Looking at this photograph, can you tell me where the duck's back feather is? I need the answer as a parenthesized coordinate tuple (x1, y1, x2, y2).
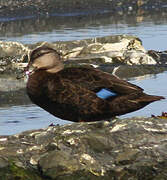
(57, 66, 143, 94)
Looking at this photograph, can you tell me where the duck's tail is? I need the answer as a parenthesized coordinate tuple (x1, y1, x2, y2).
(136, 94, 165, 103)
(106, 93, 164, 118)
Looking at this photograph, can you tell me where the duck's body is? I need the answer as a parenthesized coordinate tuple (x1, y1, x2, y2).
(26, 46, 164, 122)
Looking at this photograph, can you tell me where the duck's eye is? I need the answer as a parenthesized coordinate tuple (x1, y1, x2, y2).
(35, 53, 42, 59)
(31, 49, 53, 62)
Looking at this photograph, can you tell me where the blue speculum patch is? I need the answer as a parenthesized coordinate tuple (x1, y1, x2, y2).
(96, 88, 117, 99)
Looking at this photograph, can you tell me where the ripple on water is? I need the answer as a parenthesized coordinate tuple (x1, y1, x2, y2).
(0, 105, 70, 135)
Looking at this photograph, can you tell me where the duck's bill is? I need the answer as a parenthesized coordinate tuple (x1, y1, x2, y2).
(16, 65, 34, 79)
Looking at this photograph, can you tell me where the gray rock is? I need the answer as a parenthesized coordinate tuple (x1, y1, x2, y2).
(0, 35, 166, 76)
(0, 117, 167, 179)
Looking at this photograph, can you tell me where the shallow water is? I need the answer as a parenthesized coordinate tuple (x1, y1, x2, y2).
(0, 105, 70, 135)
(0, 13, 167, 50)
(0, 71, 166, 135)
(121, 71, 167, 118)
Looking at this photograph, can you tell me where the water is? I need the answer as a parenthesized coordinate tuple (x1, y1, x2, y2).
(0, 12, 167, 135)
(0, 13, 167, 50)
(121, 72, 167, 118)
(0, 105, 70, 135)
(4, 22, 167, 51)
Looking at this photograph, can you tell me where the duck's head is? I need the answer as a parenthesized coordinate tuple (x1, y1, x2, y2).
(25, 45, 64, 76)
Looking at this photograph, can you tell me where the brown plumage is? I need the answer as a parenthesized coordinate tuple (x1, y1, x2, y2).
(25, 46, 165, 122)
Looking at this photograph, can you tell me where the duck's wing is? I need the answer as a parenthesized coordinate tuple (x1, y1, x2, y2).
(60, 67, 143, 96)
(46, 78, 108, 116)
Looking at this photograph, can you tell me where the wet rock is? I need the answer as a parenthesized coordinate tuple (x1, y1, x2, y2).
(0, 76, 29, 107)
(0, 117, 167, 179)
(0, 41, 29, 75)
(148, 50, 167, 65)
(0, 41, 28, 58)
(0, 35, 166, 76)
(0, 88, 30, 107)
(100, 65, 166, 79)
(0, 76, 25, 91)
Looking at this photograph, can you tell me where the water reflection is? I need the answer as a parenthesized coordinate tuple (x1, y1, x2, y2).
(0, 105, 70, 135)
(0, 13, 167, 50)
(121, 71, 167, 118)
(0, 71, 166, 135)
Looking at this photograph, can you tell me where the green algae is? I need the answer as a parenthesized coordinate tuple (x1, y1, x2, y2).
(0, 161, 43, 180)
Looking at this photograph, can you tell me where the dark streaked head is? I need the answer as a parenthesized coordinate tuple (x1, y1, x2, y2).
(25, 45, 64, 75)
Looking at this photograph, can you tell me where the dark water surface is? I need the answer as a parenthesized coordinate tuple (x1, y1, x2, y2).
(0, 13, 167, 135)
(0, 71, 167, 135)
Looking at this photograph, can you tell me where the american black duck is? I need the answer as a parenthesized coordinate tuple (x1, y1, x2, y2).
(25, 46, 165, 122)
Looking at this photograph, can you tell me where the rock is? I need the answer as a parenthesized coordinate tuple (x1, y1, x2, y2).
(0, 35, 166, 76)
(0, 41, 28, 58)
(100, 65, 166, 79)
(148, 50, 167, 65)
(0, 117, 167, 179)
(0, 41, 29, 75)
(124, 50, 156, 65)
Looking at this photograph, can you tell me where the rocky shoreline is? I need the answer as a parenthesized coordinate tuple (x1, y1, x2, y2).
(0, 117, 167, 179)
(0, 35, 167, 84)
